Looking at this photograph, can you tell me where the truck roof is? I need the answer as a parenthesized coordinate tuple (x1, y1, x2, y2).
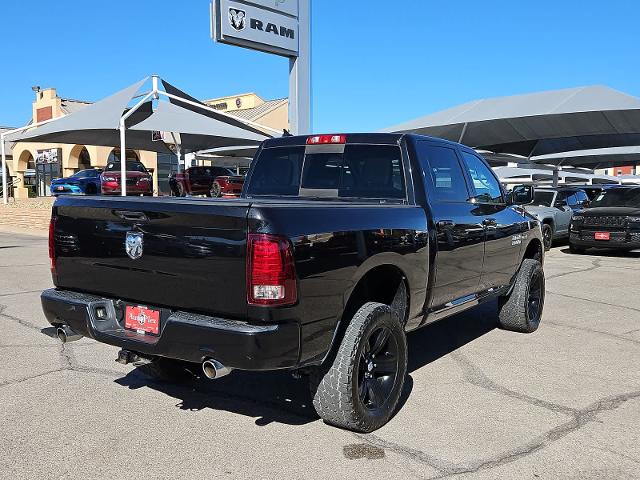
(261, 133, 464, 148)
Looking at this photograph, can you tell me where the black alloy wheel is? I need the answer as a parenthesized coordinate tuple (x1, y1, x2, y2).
(210, 181, 222, 198)
(527, 268, 544, 326)
(542, 224, 553, 250)
(358, 326, 399, 411)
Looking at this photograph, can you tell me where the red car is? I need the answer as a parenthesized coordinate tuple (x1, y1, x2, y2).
(169, 167, 244, 197)
(101, 160, 153, 196)
(212, 175, 245, 197)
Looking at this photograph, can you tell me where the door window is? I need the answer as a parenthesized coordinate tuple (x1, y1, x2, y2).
(461, 152, 503, 204)
(416, 142, 469, 202)
(567, 191, 588, 207)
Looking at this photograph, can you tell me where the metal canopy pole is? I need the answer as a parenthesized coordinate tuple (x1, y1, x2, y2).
(1, 135, 7, 204)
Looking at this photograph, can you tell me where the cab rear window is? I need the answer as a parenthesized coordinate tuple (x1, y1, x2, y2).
(246, 145, 405, 200)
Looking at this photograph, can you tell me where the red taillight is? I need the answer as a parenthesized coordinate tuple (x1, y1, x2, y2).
(306, 134, 346, 145)
(48, 217, 57, 274)
(247, 233, 297, 306)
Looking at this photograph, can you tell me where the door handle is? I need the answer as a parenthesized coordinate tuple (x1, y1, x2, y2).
(483, 218, 497, 227)
(114, 210, 149, 222)
(437, 220, 455, 228)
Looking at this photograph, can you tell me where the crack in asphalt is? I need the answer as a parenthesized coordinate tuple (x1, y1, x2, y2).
(354, 352, 640, 479)
(547, 290, 640, 315)
(451, 351, 578, 416)
(545, 320, 640, 347)
(0, 289, 47, 298)
(545, 258, 602, 280)
(0, 304, 42, 332)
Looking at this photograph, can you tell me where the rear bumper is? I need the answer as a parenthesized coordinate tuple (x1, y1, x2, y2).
(570, 231, 640, 250)
(41, 288, 300, 370)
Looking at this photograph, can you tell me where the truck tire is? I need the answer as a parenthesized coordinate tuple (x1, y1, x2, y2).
(542, 224, 553, 251)
(138, 357, 196, 383)
(498, 259, 545, 333)
(310, 302, 407, 433)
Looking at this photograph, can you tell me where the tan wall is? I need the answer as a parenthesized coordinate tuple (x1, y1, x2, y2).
(204, 93, 264, 112)
(256, 102, 289, 132)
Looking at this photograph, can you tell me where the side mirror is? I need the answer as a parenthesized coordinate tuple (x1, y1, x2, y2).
(511, 185, 534, 205)
(577, 200, 591, 209)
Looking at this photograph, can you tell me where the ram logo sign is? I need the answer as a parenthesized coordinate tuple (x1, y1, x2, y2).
(228, 8, 246, 31)
(214, 0, 299, 57)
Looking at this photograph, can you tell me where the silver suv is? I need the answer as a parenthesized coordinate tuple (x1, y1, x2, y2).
(517, 187, 590, 250)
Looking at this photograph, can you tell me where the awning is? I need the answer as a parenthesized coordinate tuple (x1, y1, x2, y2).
(14, 78, 171, 153)
(130, 101, 267, 152)
(385, 86, 640, 158)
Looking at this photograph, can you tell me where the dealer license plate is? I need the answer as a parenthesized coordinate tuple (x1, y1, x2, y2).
(594, 232, 610, 241)
(125, 305, 160, 335)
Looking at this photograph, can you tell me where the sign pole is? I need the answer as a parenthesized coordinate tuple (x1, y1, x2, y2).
(289, 0, 311, 135)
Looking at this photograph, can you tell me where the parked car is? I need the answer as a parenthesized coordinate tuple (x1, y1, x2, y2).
(169, 166, 238, 197)
(569, 186, 640, 253)
(100, 160, 153, 196)
(580, 184, 622, 201)
(50, 169, 102, 196)
(514, 186, 590, 250)
(210, 174, 245, 197)
(43, 133, 545, 433)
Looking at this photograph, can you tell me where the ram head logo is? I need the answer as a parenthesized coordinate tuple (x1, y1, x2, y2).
(125, 231, 144, 260)
(228, 8, 246, 31)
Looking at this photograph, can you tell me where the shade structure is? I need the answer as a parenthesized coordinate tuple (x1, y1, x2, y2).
(531, 146, 640, 169)
(385, 86, 640, 158)
(130, 101, 268, 152)
(14, 77, 171, 153)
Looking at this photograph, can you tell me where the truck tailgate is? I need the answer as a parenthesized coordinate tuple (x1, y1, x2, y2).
(52, 196, 250, 319)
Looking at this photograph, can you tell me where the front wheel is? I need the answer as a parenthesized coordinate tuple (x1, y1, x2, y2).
(310, 302, 407, 433)
(542, 224, 553, 251)
(210, 181, 222, 198)
(498, 259, 545, 333)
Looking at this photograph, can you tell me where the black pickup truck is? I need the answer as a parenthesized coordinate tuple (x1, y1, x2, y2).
(42, 133, 545, 432)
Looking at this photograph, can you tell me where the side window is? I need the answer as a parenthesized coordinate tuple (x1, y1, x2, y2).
(460, 152, 503, 204)
(555, 192, 568, 206)
(416, 142, 469, 202)
(567, 191, 588, 207)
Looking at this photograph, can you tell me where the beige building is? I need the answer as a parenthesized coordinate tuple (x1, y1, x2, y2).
(5, 89, 288, 198)
(203, 92, 289, 135)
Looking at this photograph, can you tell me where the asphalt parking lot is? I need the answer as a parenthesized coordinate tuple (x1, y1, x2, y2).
(1, 230, 639, 480)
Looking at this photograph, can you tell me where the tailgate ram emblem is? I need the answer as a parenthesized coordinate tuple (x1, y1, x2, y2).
(125, 232, 144, 260)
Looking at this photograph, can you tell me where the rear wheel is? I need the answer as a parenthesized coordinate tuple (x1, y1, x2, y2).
(310, 302, 407, 433)
(85, 183, 97, 195)
(498, 259, 545, 333)
(210, 181, 222, 198)
(542, 224, 553, 251)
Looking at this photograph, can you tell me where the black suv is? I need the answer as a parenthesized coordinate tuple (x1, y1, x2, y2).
(570, 186, 640, 253)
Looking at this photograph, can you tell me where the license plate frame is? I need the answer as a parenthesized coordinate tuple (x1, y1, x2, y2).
(124, 305, 161, 335)
(594, 231, 610, 241)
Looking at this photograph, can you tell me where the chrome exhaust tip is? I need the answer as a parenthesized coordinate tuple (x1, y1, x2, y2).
(202, 359, 232, 380)
(56, 325, 83, 343)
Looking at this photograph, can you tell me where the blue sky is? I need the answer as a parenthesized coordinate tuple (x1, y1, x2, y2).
(1, 0, 638, 133)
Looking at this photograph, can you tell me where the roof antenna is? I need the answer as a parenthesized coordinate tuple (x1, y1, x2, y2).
(282, 129, 292, 137)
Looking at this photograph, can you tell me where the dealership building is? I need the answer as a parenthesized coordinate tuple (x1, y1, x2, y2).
(4, 88, 288, 198)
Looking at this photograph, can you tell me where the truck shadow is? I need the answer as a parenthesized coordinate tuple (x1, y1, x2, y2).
(114, 301, 498, 428)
